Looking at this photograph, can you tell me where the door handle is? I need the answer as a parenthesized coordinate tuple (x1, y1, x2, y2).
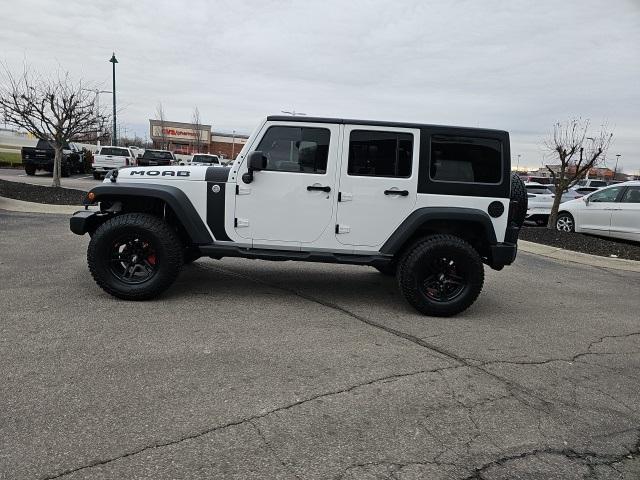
(307, 185, 331, 192)
(384, 189, 409, 196)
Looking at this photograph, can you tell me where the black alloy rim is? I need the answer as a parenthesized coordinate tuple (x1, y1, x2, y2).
(109, 234, 158, 284)
(421, 256, 466, 302)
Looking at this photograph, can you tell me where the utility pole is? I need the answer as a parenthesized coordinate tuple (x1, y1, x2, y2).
(517, 154, 521, 171)
(109, 52, 118, 145)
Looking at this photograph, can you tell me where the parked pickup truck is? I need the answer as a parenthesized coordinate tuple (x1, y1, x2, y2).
(138, 149, 175, 167)
(92, 146, 137, 180)
(22, 140, 85, 176)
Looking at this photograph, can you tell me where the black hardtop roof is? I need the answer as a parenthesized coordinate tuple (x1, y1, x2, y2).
(266, 116, 508, 135)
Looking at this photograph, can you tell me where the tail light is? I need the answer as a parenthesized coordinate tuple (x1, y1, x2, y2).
(125, 157, 130, 166)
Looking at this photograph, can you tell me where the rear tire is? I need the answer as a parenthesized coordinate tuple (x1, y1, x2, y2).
(24, 165, 36, 176)
(87, 213, 183, 300)
(93, 172, 102, 180)
(397, 235, 484, 317)
(556, 212, 575, 232)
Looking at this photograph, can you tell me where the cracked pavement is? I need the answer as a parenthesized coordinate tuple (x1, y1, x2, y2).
(1, 211, 639, 479)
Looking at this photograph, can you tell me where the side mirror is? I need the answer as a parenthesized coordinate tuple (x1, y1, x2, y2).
(242, 151, 267, 183)
(583, 196, 590, 205)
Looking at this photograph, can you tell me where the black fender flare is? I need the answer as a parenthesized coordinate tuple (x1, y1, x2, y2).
(85, 183, 213, 244)
(380, 207, 497, 255)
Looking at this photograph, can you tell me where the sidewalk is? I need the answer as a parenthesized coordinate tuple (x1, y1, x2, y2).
(519, 240, 640, 273)
(0, 196, 83, 214)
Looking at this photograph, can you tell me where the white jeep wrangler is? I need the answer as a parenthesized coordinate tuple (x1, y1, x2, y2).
(70, 116, 527, 316)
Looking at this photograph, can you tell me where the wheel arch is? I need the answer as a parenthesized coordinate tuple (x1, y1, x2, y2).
(84, 183, 213, 245)
(380, 207, 497, 259)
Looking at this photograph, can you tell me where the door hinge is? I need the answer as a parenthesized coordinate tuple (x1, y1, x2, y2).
(235, 218, 249, 227)
(335, 224, 350, 234)
(236, 185, 251, 195)
(338, 192, 352, 202)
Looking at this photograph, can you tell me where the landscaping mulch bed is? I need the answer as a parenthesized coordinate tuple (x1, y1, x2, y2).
(520, 226, 640, 261)
(0, 179, 85, 205)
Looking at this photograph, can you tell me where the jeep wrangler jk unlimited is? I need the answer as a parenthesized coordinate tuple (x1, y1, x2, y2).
(70, 116, 527, 316)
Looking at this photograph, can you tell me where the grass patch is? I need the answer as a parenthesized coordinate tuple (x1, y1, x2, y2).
(0, 151, 22, 165)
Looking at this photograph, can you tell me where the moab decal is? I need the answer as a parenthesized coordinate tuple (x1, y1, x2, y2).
(129, 170, 190, 177)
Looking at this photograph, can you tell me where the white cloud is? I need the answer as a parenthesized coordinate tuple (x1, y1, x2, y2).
(1, 0, 639, 172)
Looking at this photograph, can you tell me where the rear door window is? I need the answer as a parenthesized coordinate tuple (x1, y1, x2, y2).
(347, 130, 413, 177)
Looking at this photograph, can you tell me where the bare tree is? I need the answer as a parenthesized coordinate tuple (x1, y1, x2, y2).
(155, 102, 168, 150)
(191, 106, 202, 153)
(0, 64, 107, 187)
(544, 118, 613, 229)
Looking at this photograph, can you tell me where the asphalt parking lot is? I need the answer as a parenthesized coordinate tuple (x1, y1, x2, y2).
(1, 210, 639, 479)
(0, 168, 96, 191)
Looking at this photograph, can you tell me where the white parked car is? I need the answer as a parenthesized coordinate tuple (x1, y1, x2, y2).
(556, 181, 640, 242)
(575, 179, 608, 189)
(525, 182, 555, 225)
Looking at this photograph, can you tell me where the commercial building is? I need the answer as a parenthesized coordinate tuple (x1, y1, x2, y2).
(210, 132, 248, 159)
(149, 119, 248, 159)
(149, 120, 212, 154)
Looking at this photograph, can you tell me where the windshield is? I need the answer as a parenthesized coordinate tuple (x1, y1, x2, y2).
(142, 150, 173, 160)
(590, 180, 607, 187)
(192, 155, 219, 164)
(100, 147, 130, 156)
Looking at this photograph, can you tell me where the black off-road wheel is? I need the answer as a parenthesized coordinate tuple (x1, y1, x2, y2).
(87, 213, 183, 300)
(509, 173, 527, 228)
(397, 235, 484, 317)
(24, 165, 36, 176)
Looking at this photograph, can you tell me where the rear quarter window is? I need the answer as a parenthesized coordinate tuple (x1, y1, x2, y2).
(430, 135, 502, 184)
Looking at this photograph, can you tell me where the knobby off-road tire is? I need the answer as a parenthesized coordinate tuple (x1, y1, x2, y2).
(88, 213, 183, 300)
(24, 165, 36, 176)
(397, 234, 484, 317)
(509, 173, 527, 228)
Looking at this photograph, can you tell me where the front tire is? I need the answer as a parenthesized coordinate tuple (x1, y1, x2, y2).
(93, 172, 102, 180)
(556, 212, 575, 232)
(24, 165, 36, 176)
(397, 235, 484, 317)
(87, 213, 183, 300)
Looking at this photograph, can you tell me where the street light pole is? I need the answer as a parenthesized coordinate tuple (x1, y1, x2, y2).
(614, 154, 621, 179)
(109, 53, 118, 146)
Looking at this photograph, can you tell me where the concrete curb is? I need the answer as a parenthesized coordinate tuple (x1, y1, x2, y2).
(519, 240, 640, 273)
(0, 196, 83, 215)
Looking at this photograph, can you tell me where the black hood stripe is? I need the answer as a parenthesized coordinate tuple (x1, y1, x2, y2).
(205, 166, 231, 182)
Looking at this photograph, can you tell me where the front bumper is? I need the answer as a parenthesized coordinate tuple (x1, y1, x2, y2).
(70, 210, 105, 235)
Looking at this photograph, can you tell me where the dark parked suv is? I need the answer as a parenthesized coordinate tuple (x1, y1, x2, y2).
(137, 149, 175, 166)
